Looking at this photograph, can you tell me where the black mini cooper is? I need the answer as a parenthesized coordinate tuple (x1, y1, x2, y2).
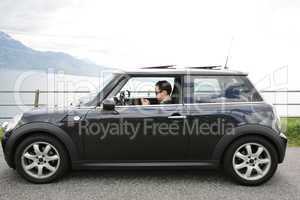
(1, 66, 287, 185)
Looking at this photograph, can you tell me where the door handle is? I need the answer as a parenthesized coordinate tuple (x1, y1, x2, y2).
(168, 115, 186, 119)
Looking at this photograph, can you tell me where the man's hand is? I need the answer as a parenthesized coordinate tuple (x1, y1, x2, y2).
(141, 98, 150, 105)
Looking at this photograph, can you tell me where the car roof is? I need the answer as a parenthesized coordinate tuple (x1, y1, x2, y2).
(113, 66, 248, 76)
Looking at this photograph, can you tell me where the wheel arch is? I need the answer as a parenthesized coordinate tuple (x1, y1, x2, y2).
(5, 122, 79, 168)
(212, 124, 285, 165)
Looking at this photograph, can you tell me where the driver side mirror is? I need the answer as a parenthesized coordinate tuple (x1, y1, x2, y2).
(102, 99, 115, 111)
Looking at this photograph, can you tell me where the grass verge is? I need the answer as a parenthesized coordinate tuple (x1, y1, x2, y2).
(281, 117, 300, 147)
(0, 128, 3, 140)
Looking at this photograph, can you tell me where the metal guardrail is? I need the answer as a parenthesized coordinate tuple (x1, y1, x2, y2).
(0, 117, 13, 120)
(260, 90, 300, 93)
(0, 90, 299, 120)
(0, 90, 91, 120)
(0, 90, 91, 107)
(260, 90, 300, 105)
(0, 91, 91, 93)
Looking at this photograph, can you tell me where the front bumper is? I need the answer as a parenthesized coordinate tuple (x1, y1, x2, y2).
(1, 130, 14, 168)
(278, 132, 288, 163)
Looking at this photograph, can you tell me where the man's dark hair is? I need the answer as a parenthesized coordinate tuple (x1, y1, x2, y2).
(155, 80, 172, 95)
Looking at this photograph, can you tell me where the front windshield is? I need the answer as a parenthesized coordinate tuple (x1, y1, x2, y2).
(76, 73, 117, 106)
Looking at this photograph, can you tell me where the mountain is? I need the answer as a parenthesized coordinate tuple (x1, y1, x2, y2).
(0, 31, 108, 76)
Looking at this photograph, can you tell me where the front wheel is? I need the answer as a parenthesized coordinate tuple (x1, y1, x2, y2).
(15, 134, 69, 183)
(224, 136, 278, 186)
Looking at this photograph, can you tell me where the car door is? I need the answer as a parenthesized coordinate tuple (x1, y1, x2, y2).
(82, 76, 188, 162)
(184, 75, 240, 161)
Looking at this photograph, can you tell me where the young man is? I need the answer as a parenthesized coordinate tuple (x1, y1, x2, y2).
(141, 80, 172, 105)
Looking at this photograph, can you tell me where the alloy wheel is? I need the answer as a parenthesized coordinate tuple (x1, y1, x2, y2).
(232, 142, 271, 181)
(21, 142, 60, 179)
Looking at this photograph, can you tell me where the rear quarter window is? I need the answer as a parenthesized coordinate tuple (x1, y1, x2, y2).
(185, 75, 263, 103)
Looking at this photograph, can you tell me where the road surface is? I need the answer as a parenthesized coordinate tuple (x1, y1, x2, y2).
(0, 148, 300, 200)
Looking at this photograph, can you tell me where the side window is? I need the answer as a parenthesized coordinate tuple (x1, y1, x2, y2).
(112, 77, 182, 105)
(193, 78, 222, 103)
(118, 77, 174, 98)
(186, 76, 262, 103)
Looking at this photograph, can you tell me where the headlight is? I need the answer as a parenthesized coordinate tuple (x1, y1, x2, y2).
(272, 105, 281, 131)
(3, 114, 23, 132)
(280, 132, 287, 140)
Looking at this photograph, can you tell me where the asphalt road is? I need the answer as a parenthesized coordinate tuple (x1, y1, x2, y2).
(0, 148, 300, 200)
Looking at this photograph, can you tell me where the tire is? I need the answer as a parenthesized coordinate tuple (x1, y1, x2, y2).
(223, 136, 278, 186)
(14, 134, 69, 183)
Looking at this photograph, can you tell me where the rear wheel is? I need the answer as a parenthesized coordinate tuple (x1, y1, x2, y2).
(224, 136, 278, 186)
(15, 135, 69, 183)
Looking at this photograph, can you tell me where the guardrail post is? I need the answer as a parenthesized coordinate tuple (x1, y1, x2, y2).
(34, 89, 40, 108)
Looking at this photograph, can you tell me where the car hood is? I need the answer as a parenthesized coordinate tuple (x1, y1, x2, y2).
(21, 106, 92, 124)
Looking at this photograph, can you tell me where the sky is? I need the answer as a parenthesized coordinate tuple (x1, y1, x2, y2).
(0, 0, 299, 89)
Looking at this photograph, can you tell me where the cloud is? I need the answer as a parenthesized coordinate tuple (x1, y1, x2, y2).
(0, 0, 72, 32)
(1, 0, 300, 90)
